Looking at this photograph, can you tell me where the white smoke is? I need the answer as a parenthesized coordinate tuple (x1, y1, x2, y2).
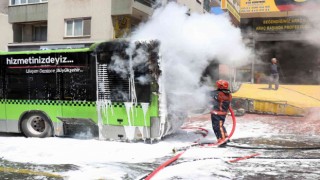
(136, 74, 152, 85)
(108, 55, 129, 79)
(300, 5, 320, 84)
(132, 47, 150, 71)
(301, 2, 320, 47)
(130, 3, 252, 112)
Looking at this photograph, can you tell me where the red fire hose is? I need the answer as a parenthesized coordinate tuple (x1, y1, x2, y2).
(216, 107, 236, 146)
(143, 107, 237, 180)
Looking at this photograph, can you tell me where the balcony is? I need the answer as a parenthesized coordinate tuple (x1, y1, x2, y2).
(111, 0, 156, 38)
(8, 2, 48, 23)
(13, 22, 47, 43)
(111, 0, 155, 20)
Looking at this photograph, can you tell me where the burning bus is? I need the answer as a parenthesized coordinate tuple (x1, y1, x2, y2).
(0, 40, 178, 141)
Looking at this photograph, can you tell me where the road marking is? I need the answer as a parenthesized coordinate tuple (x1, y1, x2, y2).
(0, 167, 63, 178)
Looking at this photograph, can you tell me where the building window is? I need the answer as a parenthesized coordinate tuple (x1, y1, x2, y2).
(32, 25, 47, 41)
(65, 18, 91, 37)
(10, 0, 47, 6)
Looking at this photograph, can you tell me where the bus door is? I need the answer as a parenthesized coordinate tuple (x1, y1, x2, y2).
(59, 52, 97, 136)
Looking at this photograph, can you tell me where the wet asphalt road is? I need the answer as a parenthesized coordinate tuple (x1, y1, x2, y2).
(1, 135, 320, 180)
(1, 111, 320, 179)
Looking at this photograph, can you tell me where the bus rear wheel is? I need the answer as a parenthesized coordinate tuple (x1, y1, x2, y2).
(21, 113, 53, 138)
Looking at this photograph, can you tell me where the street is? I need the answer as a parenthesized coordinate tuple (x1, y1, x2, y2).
(0, 110, 319, 180)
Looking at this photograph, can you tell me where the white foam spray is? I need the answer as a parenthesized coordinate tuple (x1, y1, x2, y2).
(124, 102, 135, 140)
(141, 103, 150, 138)
(130, 3, 251, 135)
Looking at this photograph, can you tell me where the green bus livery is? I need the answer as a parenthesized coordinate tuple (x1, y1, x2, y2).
(0, 40, 170, 141)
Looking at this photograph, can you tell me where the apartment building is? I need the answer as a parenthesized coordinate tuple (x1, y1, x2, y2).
(5, 0, 211, 51)
(0, 1, 12, 51)
(172, 0, 211, 13)
(0, 14, 12, 51)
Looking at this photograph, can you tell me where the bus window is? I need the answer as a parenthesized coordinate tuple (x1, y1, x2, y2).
(62, 73, 94, 101)
(61, 52, 96, 101)
(135, 83, 151, 102)
(107, 69, 130, 102)
(6, 73, 60, 100)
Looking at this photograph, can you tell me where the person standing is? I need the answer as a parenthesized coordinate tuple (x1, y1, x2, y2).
(210, 80, 232, 147)
(268, 58, 279, 90)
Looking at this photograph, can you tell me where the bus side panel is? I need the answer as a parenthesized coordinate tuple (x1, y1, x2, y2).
(100, 92, 159, 127)
(4, 53, 64, 133)
(99, 80, 157, 127)
(100, 102, 154, 127)
(3, 51, 97, 134)
(0, 56, 6, 132)
(61, 101, 97, 122)
(101, 103, 150, 127)
(0, 100, 6, 132)
(5, 101, 63, 133)
(60, 52, 98, 123)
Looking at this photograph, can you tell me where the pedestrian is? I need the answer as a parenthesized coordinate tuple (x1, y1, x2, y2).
(268, 58, 279, 90)
(210, 80, 232, 147)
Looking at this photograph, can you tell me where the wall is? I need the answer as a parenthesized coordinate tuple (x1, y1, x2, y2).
(177, 0, 205, 13)
(47, 0, 113, 44)
(0, 1, 8, 14)
(0, 13, 12, 51)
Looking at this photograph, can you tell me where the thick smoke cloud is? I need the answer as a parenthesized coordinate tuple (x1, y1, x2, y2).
(130, 3, 251, 113)
(300, 5, 320, 84)
(301, 7, 320, 48)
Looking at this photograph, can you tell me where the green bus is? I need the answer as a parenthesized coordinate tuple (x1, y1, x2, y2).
(0, 40, 170, 141)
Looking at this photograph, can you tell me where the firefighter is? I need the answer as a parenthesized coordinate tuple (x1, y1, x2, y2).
(210, 80, 232, 147)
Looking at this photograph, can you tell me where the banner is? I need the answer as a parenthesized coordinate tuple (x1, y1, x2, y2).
(226, 0, 240, 22)
(226, 0, 317, 13)
(240, 0, 279, 13)
(253, 16, 309, 32)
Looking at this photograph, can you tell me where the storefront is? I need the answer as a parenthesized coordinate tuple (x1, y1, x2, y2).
(223, 0, 320, 85)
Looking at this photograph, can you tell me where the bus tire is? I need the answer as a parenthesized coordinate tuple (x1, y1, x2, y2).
(21, 113, 53, 138)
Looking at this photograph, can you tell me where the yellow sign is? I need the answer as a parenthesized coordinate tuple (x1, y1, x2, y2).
(240, 0, 279, 13)
(239, 0, 315, 13)
(221, 0, 227, 9)
(254, 17, 309, 32)
(226, 0, 240, 22)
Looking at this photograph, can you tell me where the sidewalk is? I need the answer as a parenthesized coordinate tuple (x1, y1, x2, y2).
(232, 84, 320, 116)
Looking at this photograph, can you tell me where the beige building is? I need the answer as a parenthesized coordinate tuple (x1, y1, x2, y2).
(0, 13, 12, 51)
(171, 0, 211, 13)
(0, 1, 12, 51)
(5, 0, 210, 51)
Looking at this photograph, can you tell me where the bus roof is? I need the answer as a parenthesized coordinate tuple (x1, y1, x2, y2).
(0, 40, 158, 55)
(0, 47, 92, 55)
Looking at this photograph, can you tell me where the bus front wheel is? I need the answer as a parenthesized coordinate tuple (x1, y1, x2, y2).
(21, 113, 53, 138)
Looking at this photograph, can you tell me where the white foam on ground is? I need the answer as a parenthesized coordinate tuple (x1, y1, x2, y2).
(0, 117, 319, 180)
